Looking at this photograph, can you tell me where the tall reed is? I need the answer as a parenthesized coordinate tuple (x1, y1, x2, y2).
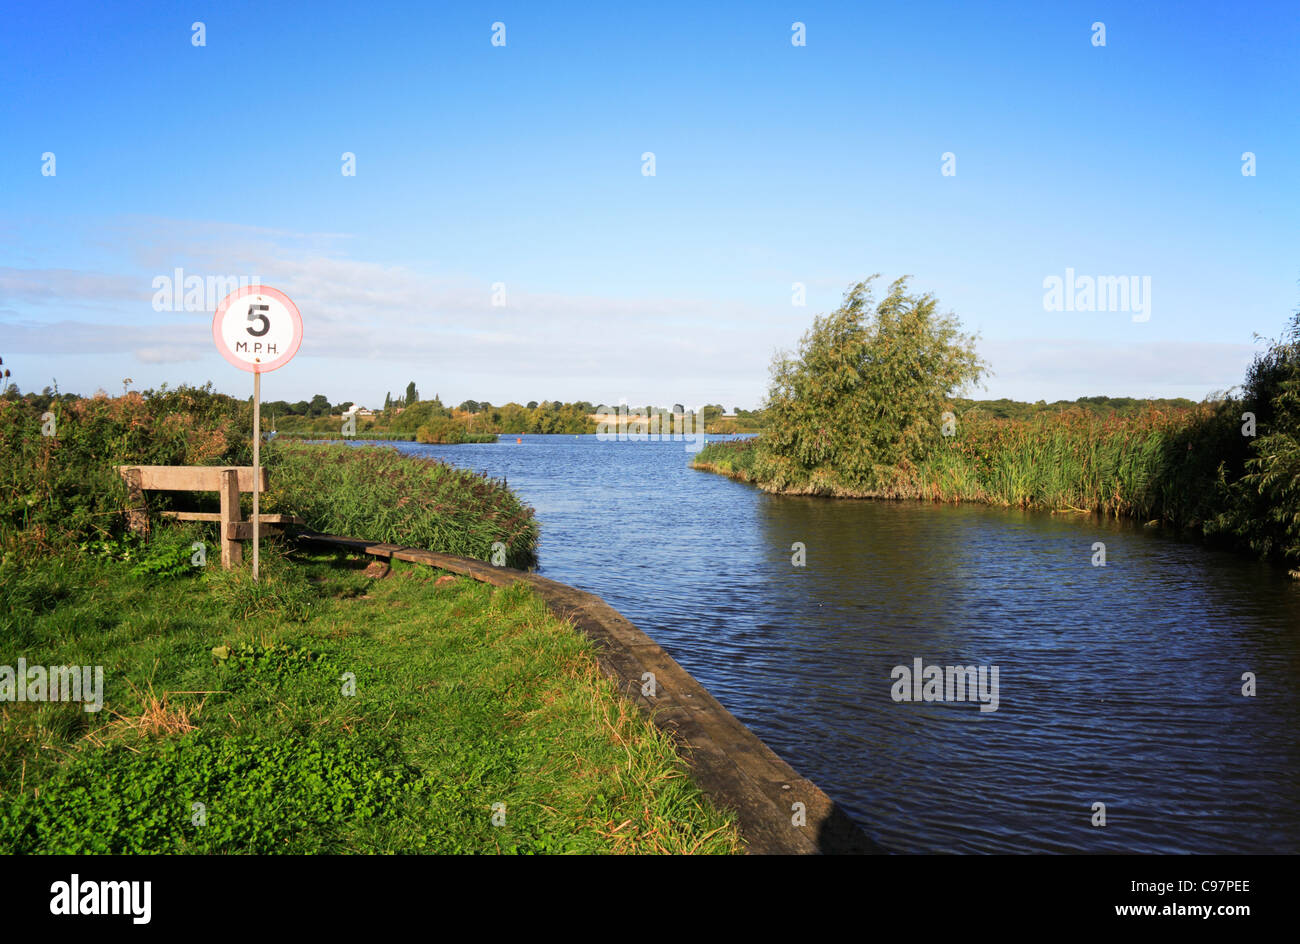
(264, 442, 538, 568)
(695, 400, 1244, 532)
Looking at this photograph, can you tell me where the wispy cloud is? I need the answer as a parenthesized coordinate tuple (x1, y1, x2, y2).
(0, 219, 771, 397)
(0, 217, 1268, 405)
(0, 266, 143, 308)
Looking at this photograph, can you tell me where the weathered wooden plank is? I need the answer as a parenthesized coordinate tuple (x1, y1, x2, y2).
(297, 533, 380, 554)
(177, 512, 300, 525)
(225, 520, 296, 540)
(117, 465, 267, 492)
(219, 469, 242, 569)
(362, 543, 406, 557)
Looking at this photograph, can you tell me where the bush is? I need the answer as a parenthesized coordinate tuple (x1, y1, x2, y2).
(416, 417, 470, 444)
(1210, 310, 1300, 569)
(0, 384, 249, 554)
(756, 276, 985, 493)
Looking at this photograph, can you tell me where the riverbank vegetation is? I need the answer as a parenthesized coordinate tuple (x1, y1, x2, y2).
(273, 396, 596, 437)
(0, 386, 533, 566)
(264, 442, 537, 569)
(692, 276, 1300, 573)
(0, 384, 740, 852)
(0, 384, 252, 555)
(0, 541, 739, 853)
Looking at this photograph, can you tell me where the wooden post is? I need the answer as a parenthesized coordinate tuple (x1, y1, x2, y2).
(252, 371, 261, 581)
(220, 468, 242, 569)
(123, 466, 149, 536)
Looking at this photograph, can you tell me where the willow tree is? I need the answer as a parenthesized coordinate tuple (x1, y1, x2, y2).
(755, 276, 985, 493)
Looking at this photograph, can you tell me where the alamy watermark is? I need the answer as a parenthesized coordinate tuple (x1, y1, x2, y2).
(151, 268, 261, 312)
(50, 874, 150, 924)
(890, 658, 999, 713)
(1, 660, 104, 712)
(595, 403, 707, 453)
(1043, 268, 1150, 322)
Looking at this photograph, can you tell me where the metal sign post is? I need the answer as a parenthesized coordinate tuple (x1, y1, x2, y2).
(252, 370, 261, 579)
(212, 285, 303, 581)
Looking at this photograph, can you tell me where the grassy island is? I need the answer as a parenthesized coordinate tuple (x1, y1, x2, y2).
(692, 277, 1300, 575)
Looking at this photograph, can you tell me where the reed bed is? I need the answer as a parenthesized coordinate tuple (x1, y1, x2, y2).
(901, 406, 1232, 520)
(687, 438, 759, 482)
(694, 401, 1244, 532)
(264, 442, 538, 568)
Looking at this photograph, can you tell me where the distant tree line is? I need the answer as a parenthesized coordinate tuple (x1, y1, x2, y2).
(950, 395, 1200, 421)
(265, 395, 764, 436)
(263, 394, 353, 419)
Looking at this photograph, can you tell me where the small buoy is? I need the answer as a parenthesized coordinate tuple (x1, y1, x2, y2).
(516, 437, 522, 444)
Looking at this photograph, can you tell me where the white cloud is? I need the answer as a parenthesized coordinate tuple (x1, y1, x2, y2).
(0, 266, 143, 307)
(0, 217, 1269, 406)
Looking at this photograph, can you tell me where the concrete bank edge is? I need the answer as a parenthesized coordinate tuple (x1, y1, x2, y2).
(296, 531, 882, 855)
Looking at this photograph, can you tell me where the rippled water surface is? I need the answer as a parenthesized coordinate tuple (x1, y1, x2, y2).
(363, 435, 1300, 853)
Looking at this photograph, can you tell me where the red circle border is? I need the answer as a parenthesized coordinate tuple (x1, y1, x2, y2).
(211, 284, 303, 374)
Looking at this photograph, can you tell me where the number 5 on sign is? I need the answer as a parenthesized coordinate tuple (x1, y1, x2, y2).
(212, 286, 303, 582)
(246, 303, 270, 336)
(213, 287, 302, 371)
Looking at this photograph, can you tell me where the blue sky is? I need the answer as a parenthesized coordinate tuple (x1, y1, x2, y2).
(2, 0, 1297, 409)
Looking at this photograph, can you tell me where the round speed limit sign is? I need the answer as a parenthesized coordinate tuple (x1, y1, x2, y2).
(212, 285, 303, 373)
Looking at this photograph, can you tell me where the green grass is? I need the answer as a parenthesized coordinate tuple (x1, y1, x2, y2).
(263, 441, 538, 569)
(0, 533, 741, 854)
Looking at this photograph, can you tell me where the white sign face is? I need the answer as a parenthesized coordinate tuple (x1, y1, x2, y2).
(211, 285, 302, 373)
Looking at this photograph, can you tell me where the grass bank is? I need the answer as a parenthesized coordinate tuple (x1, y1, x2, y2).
(2, 387, 738, 852)
(0, 534, 740, 853)
(0, 389, 511, 561)
(264, 441, 537, 569)
(0, 385, 251, 554)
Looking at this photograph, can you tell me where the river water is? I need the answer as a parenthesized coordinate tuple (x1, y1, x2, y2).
(358, 434, 1300, 854)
